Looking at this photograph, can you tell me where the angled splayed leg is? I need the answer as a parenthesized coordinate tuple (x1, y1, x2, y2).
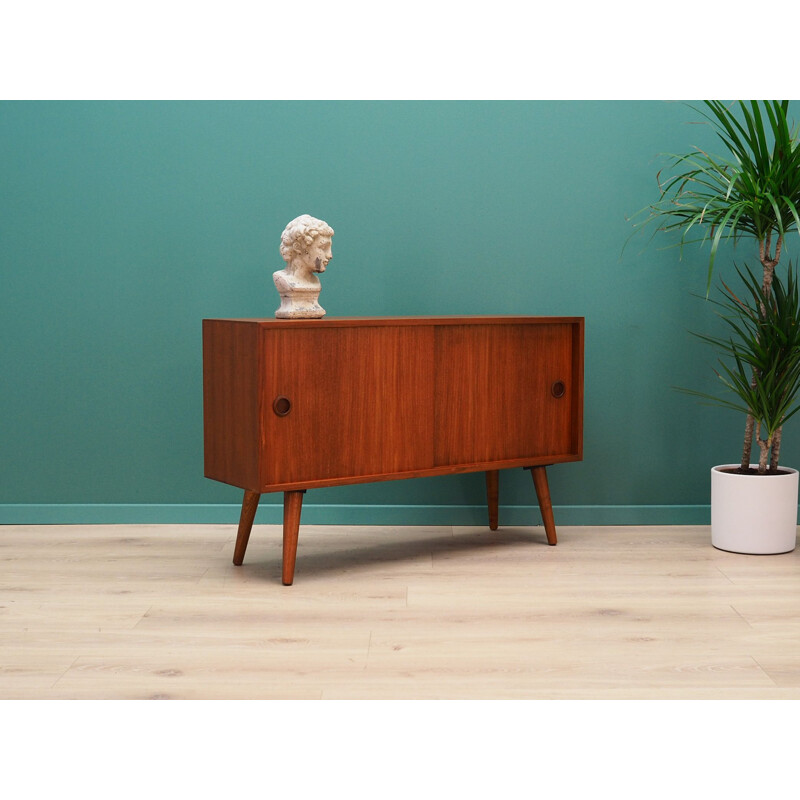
(233, 490, 261, 565)
(282, 490, 305, 586)
(529, 466, 557, 546)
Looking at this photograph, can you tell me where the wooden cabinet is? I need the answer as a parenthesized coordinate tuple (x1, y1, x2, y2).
(203, 316, 584, 584)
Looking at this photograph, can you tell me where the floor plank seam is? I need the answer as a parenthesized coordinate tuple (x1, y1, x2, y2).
(729, 604, 755, 628)
(50, 655, 80, 690)
(365, 631, 373, 669)
(133, 605, 154, 629)
(749, 655, 780, 687)
(715, 566, 736, 585)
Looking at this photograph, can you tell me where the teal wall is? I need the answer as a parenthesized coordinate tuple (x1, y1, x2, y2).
(2, 100, 794, 525)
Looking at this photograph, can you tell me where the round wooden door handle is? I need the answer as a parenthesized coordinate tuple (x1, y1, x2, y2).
(273, 396, 292, 416)
(551, 381, 566, 398)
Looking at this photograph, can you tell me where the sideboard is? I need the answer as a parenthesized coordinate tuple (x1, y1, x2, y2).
(202, 316, 584, 584)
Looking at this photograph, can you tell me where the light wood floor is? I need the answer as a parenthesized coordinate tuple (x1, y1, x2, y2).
(2, 522, 800, 699)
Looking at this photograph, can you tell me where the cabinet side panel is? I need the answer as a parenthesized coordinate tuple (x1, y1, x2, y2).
(261, 326, 435, 486)
(571, 319, 584, 459)
(202, 320, 262, 490)
(434, 322, 576, 467)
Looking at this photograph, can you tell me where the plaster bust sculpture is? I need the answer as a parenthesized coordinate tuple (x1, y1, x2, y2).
(273, 214, 334, 319)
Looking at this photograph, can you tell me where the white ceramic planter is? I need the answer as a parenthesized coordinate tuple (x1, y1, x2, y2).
(711, 464, 799, 554)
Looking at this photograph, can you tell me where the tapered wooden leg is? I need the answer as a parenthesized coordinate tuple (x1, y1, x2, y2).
(530, 466, 557, 546)
(282, 490, 305, 586)
(486, 470, 499, 531)
(233, 490, 261, 565)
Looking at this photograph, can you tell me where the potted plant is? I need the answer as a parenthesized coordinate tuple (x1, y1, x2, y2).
(692, 264, 800, 552)
(631, 100, 800, 553)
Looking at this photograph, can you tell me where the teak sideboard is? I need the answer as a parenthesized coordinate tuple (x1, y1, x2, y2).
(202, 316, 584, 584)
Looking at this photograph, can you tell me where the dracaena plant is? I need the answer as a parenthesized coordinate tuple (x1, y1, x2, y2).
(684, 263, 800, 473)
(630, 100, 800, 470)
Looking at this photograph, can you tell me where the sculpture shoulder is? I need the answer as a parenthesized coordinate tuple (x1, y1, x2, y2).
(273, 269, 294, 290)
(274, 268, 319, 290)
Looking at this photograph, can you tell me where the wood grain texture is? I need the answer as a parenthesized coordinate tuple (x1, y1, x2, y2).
(202, 316, 584, 494)
(202, 320, 263, 491)
(3, 523, 800, 699)
(433, 323, 577, 467)
(262, 325, 436, 486)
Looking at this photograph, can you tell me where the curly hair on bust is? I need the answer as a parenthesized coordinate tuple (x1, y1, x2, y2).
(279, 214, 334, 262)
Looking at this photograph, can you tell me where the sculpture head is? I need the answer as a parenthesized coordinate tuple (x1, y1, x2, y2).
(279, 214, 334, 275)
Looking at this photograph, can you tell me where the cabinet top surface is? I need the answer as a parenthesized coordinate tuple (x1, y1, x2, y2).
(203, 315, 584, 329)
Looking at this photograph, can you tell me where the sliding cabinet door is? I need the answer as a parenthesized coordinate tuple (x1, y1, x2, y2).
(262, 325, 435, 487)
(434, 322, 580, 467)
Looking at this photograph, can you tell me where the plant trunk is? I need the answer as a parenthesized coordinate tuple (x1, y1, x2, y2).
(741, 412, 756, 469)
(770, 425, 783, 471)
(741, 233, 783, 469)
(761, 231, 782, 296)
(756, 421, 772, 474)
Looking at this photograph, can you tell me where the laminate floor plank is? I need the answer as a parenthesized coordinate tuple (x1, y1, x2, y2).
(2, 523, 799, 699)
